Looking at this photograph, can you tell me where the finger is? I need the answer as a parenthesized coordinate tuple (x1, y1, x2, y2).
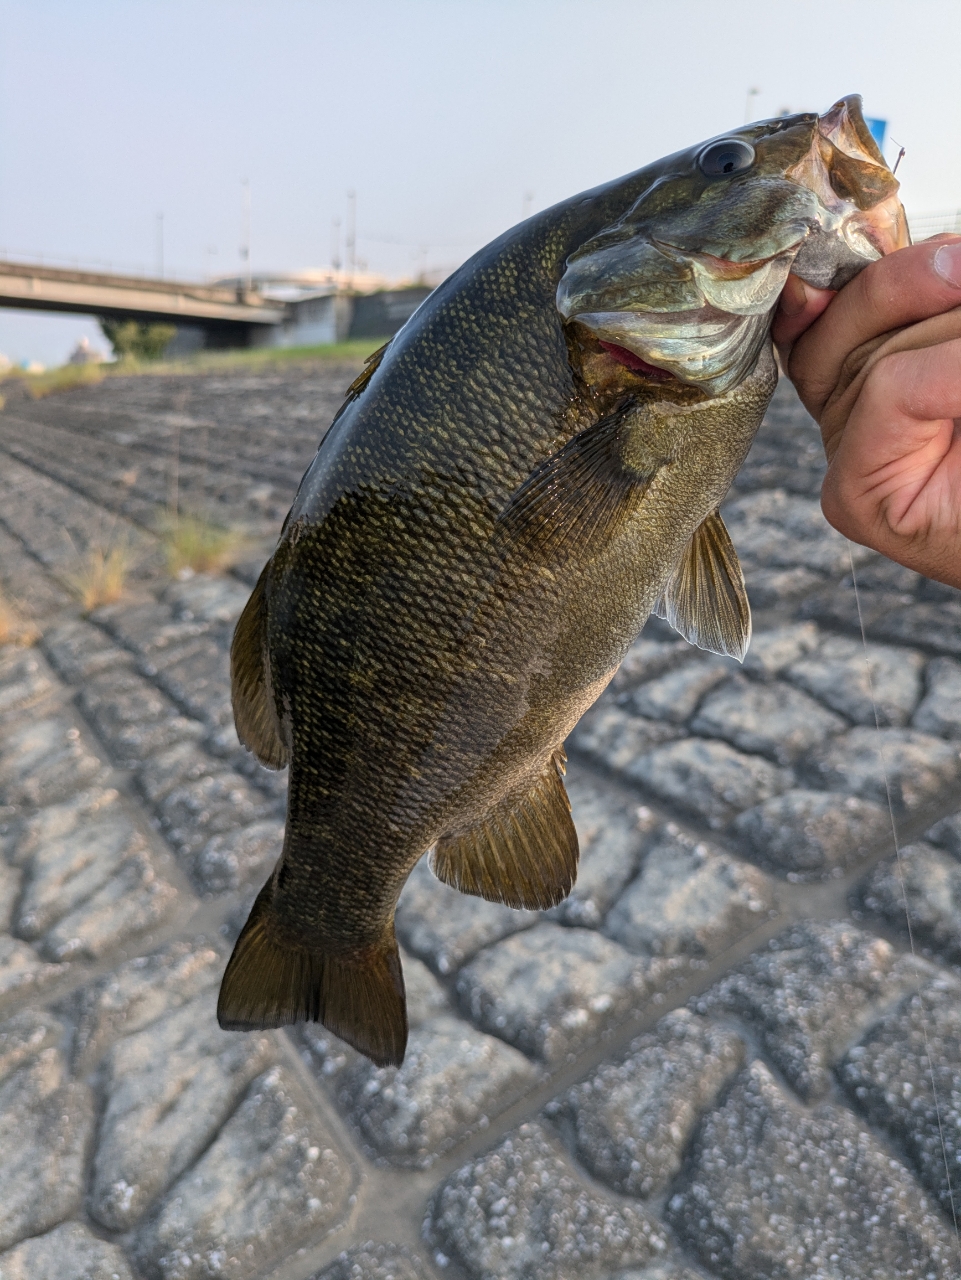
(772, 274, 834, 356)
(822, 339, 961, 549)
(788, 236, 961, 416)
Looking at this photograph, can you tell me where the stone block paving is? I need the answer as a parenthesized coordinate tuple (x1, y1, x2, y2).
(1, 368, 960, 1278)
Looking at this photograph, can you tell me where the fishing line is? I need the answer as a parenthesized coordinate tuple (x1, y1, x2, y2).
(848, 548, 960, 1246)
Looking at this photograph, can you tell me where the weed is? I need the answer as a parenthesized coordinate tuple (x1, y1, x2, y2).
(0, 589, 38, 646)
(161, 511, 245, 576)
(65, 542, 131, 610)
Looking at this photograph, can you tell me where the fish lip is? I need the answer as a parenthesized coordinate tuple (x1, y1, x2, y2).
(788, 94, 909, 260)
(817, 94, 884, 169)
(651, 242, 805, 277)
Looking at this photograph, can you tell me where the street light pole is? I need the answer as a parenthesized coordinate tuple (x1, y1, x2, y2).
(240, 179, 252, 294)
(346, 190, 356, 291)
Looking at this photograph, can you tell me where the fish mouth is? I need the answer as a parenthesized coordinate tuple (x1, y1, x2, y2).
(558, 95, 908, 396)
(576, 307, 771, 392)
(786, 97, 909, 288)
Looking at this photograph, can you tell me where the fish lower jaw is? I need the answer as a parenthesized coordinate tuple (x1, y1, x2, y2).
(571, 309, 771, 397)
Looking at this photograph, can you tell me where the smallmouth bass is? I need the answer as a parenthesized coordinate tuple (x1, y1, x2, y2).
(221, 96, 907, 1065)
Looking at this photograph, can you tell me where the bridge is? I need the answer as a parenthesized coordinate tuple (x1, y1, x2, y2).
(0, 258, 433, 351)
(0, 259, 288, 349)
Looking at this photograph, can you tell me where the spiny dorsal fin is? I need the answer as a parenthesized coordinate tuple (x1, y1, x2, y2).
(344, 341, 391, 402)
(430, 749, 578, 910)
(324, 341, 393, 436)
(654, 509, 752, 660)
(218, 880, 408, 1067)
(495, 405, 662, 567)
(230, 564, 289, 770)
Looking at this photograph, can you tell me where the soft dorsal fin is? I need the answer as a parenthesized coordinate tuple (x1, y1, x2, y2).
(495, 405, 663, 567)
(230, 564, 289, 770)
(654, 509, 752, 660)
(430, 750, 578, 910)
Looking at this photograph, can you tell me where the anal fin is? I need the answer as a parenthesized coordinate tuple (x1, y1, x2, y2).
(431, 750, 578, 910)
(654, 508, 751, 660)
(218, 881, 408, 1067)
(230, 564, 289, 770)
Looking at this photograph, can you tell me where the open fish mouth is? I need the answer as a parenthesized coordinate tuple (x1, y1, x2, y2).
(558, 95, 909, 395)
(582, 307, 772, 390)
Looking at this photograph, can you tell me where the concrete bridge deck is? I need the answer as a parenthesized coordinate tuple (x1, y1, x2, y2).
(0, 258, 285, 336)
(0, 259, 432, 351)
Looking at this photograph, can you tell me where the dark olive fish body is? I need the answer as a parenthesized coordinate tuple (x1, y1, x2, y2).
(221, 98, 907, 1064)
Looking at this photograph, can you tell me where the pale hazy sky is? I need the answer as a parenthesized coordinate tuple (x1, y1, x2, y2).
(1, 0, 958, 364)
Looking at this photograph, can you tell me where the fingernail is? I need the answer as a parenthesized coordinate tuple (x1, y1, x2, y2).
(779, 274, 807, 317)
(933, 241, 961, 288)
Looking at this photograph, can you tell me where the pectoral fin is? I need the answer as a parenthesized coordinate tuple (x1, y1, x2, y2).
(431, 749, 578, 910)
(654, 509, 752, 660)
(230, 564, 289, 770)
(495, 405, 662, 566)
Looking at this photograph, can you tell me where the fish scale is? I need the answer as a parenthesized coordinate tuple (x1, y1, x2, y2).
(219, 95, 908, 1066)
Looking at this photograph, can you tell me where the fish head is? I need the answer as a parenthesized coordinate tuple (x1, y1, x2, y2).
(557, 95, 908, 396)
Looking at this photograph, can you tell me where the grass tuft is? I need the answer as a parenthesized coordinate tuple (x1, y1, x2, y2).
(0, 589, 39, 647)
(65, 543, 131, 611)
(161, 511, 246, 576)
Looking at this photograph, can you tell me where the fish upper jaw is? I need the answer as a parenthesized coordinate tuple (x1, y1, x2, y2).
(786, 94, 909, 287)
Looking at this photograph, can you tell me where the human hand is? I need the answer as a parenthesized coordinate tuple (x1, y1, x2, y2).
(772, 237, 961, 588)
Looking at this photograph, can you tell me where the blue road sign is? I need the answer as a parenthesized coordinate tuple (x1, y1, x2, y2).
(865, 117, 887, 151)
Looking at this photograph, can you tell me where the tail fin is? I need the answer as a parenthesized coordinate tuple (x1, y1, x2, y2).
(217, 883, 408, 1067)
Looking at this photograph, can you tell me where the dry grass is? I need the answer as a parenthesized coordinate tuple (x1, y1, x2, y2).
(0, 596, 13, 645)
(65, 542, 131, 611)
(0, 589, 38, 646)
(161, 511, 246, 576)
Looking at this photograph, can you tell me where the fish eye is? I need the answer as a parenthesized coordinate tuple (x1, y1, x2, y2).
(698, 138, 756, 177)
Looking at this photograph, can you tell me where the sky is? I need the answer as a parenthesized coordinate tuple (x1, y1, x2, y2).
(1, 0, 959, 366)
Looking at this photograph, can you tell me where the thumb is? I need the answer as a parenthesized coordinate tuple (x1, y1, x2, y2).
(772, 275, 835, 358)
